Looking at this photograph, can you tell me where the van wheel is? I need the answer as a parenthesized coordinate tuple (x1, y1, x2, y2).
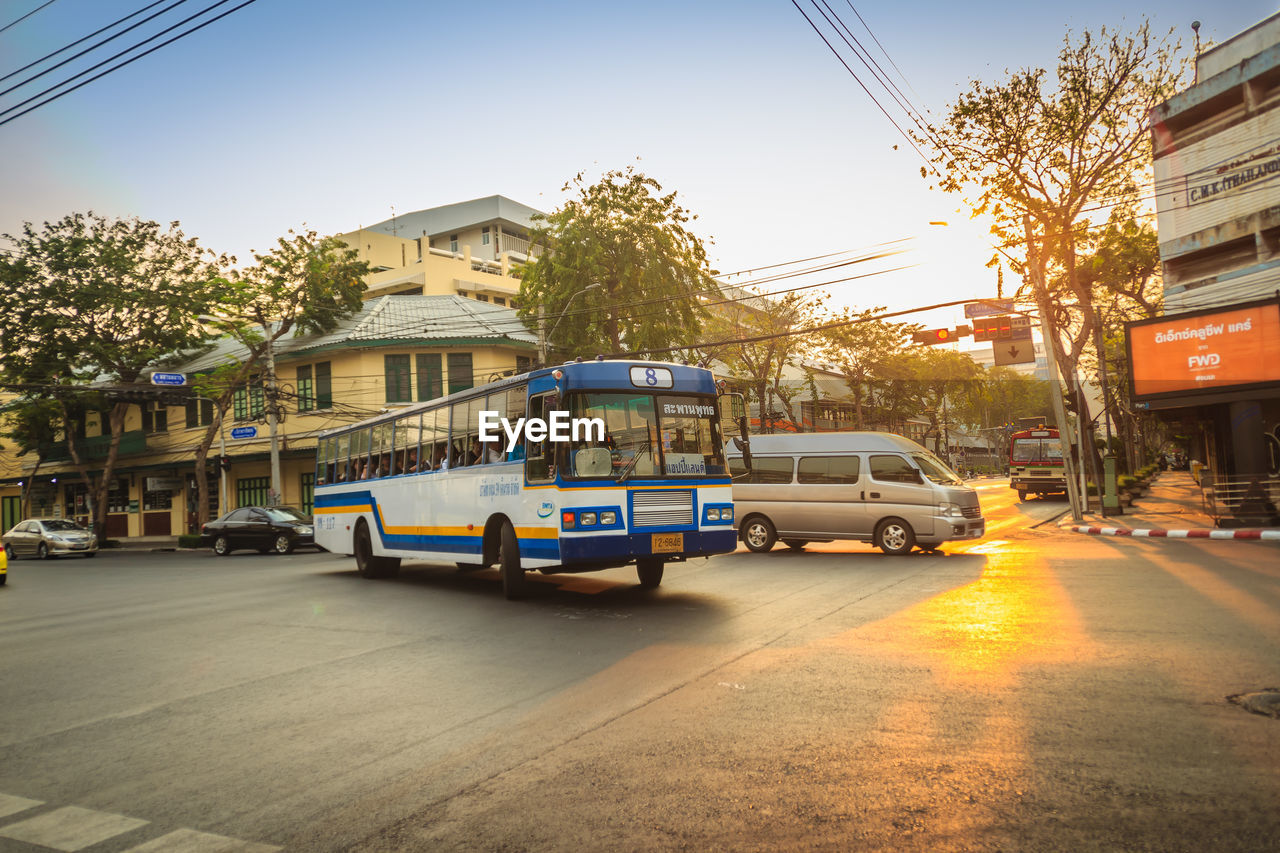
(636, 558, 664, 588)
(742, 516, 777, 552)
(874, 518, 915, 555)
(354, 519, 400, 579)
(783, 540, 809, 551)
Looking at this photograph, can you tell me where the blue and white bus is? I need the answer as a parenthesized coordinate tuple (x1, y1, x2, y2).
(312, 360, 745, 598)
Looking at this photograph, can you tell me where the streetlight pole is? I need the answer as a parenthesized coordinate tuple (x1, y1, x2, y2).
(538, 283, 603, 365)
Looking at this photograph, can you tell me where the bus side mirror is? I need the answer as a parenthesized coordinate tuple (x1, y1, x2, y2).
(732, 436, 752, 474)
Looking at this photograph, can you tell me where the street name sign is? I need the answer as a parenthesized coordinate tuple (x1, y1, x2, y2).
(150, 372, 186, 386)
(230, 426, 258, 440)
(964, 299, 1014, 319)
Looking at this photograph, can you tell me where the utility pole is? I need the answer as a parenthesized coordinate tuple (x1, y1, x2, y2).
(537, 305, 547, 366)
(265, 342, 282, 506)
(1024, 215, 1084, 523)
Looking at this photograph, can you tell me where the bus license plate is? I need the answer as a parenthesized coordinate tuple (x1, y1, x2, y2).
(651, 533, 683, 553)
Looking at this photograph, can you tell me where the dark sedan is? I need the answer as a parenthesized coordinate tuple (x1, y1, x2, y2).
(200, 506, 316, 556)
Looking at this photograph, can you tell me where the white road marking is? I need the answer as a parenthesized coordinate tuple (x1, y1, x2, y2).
(124, 827, 282, 852)
(0, 793, 42, 819)
(0, 805, 148, 851)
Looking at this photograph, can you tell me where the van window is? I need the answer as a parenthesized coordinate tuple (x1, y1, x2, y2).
(798, 455, 860, 484)
(730, 456, 793, 483)
(869, 454, 920, 483)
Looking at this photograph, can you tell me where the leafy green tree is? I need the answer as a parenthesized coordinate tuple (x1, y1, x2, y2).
(0, 213, 232, 537)
(700, 289, 826, 432)
(176, 231, 368, 524)
(0, 396, 61, 517)
(819, 309, 917, 429)
(517, 167, 719, 357)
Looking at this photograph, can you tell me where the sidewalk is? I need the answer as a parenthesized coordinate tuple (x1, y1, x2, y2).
(1062, 470, 1280, 541)
(108, 535, 183, 551)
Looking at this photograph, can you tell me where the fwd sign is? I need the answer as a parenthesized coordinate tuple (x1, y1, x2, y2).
(1188, 354, 1221, 369)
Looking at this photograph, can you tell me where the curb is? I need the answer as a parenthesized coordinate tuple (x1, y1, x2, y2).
(1068, 525, 1280, 540)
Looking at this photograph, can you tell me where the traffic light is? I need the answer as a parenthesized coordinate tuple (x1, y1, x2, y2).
(973, 315, 1014, 342)
(913, 328, 958, 345)
(219, 456, 232, 472)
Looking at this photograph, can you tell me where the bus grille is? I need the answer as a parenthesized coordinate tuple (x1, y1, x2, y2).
(632, 490, 694, 527)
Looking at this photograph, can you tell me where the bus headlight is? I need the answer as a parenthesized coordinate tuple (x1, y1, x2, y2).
(706, 508, 720, 521)
(721, 507, 732, 521)
(580, 512, 597, 526)
(600, 511, 617, 526)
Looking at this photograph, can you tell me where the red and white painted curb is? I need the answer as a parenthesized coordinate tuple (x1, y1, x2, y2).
(1068, 526, 1280, 540)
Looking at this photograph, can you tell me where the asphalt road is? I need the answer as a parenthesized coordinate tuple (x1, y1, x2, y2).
(1, 483, 1278, 851)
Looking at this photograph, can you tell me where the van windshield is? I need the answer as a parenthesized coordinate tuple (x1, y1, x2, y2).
(911, 453, 963, 485)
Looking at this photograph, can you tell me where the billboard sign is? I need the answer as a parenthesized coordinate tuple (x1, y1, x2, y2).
(1126, 297, 1280, 401)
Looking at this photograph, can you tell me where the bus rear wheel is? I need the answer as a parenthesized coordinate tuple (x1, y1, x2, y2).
(636, 558, 664, 589)
(499, 521, 526, 600)
(354, 519, 400, 579)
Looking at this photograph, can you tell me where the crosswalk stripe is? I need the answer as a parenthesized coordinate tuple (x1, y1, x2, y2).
(0, 793, 43, 819)
(123, 827, 282, 852)
(0, 805, 149, 851)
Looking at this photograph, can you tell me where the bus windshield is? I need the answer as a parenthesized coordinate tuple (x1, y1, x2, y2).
(565, 392, 727, 479)
(1012, 437, 1063, 465)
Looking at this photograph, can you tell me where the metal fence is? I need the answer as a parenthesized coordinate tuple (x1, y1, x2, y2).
(1201, 473, 1280, 526)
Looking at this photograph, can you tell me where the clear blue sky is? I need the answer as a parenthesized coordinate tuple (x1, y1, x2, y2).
(0, 0, 1274, 331)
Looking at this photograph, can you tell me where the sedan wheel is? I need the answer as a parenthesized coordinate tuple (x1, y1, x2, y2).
(4, 544, 14, 561)
(213, 535, 231, 557)
(37, 542, 49, 560)
(273, 534, 295, 555)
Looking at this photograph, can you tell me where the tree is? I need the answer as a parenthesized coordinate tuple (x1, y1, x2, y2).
(0, 396, 61, 517)
(517, 167, 719, 358)
(0, 212, 232, 538)
(179, 230, 368, 525)
(819, 309, 917, 429)
(921, 24, 1183, 514)
(701, 289, 826, 432)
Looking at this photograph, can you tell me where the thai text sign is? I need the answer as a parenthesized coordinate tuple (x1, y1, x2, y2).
(1126, 298, 1280, 400)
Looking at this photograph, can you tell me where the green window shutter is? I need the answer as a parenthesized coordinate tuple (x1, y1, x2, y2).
(416, 353, 442, 401)
(446, 352, 473, 395)
(385, 354, 412, 403)
(297, 365, 313, 412)
(316, 362, 332, 409)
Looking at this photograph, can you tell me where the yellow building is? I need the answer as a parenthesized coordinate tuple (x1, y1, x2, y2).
(0, 197, 543, 539)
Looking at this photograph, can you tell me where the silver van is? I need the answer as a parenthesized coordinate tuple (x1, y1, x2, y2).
(726, 432, 984, 555)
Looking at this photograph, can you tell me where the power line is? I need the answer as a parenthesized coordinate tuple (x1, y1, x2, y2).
(0, 0, 185, 93)
(788, 0, 936, 175)
(0, 0, 259, 128)
(0, 0, 59, 35)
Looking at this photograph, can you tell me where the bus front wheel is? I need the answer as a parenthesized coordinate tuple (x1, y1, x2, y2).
(636, 558, 664, 589)
(354, 520, 400, 579)
(499, 521, 526, 600)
